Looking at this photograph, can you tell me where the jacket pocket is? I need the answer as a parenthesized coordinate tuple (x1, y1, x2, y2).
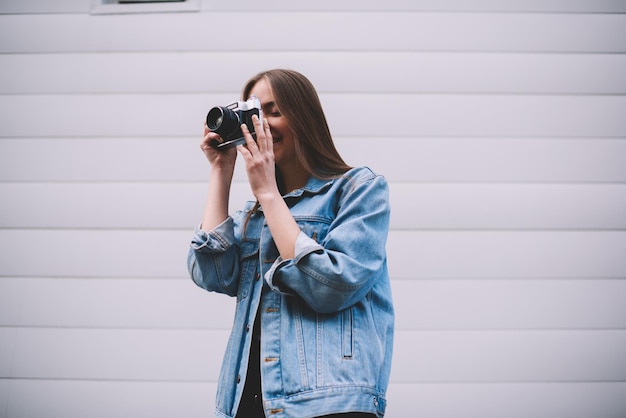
(341, 307, 354, 359)
(294, 216, 332, 244)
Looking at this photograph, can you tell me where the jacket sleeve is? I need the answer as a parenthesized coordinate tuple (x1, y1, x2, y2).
(264, 172, 391, 313)
(187, 216, 241, 297)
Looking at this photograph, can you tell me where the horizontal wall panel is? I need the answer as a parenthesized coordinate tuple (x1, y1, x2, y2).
(3, 380, 625, 418)
(0, 277, 236, 330)
(1, 230, 624, 279)
(339, 137, 626, 184)
(4, 0, 626, 14)
(2, 137, 625, 183)
(0, 328, 227, 381)
(3, 183, 626, 230)
(0, 137, 211, 183)
(1, 13, 625, 54)
(2, 328, 625, 382)
(0, 230, 191, 278)
(388, 382, 626, 418)
(1, 278, 625, 330)
(387, 230, 626, 279)
(3, 379, 216, 418)
(391, 330, 626, 383)
(0, 94, 227, 138)
(3, 52, 626, 95)
(325, 95, 626, 139)
(390, 183, 626, 230)
(2, 94, 625, 138)
(200, 0, 626, 13)
(0, 182, 251, 230)
(392, 279, 626, 330)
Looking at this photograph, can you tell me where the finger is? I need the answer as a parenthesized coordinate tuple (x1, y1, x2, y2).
(236, 143, 251, 160)
(202, 132, 222, 149)
(263, 119, 273, 152)
(241, 122, 259, 152)
(251, 114, 266, 152)
(201, 131, 212, 148)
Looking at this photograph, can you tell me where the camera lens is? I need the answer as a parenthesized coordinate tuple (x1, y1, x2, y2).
(207, 106, 240, 136)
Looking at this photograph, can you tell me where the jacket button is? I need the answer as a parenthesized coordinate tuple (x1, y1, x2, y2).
(237, 375, 241, 383)
(246, 324, 250, 332)
(255, 272, 260, 281)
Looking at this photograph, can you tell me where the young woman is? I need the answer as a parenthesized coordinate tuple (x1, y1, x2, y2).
(187, 69, 394, 418)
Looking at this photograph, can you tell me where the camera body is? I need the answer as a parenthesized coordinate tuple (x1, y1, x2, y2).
(206, 96, 263, 149)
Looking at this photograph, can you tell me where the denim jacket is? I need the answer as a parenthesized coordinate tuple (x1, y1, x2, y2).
(187, 166, 394, 418)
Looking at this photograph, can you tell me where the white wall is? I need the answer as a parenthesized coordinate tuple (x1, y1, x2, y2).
(1, 1, 626, 417)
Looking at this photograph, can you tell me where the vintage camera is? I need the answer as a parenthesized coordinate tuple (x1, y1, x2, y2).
(206, 96, 263, 149)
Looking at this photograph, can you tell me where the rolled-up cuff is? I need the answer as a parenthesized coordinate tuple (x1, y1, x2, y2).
(190, 217, 235, 252)
(264, 231, 324, 293)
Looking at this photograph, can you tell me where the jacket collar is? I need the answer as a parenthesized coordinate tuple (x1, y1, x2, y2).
(283, 175, 335, 199)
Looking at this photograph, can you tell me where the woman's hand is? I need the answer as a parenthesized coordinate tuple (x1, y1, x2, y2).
(200, 123, 237, 169)
(239, 114, 300, 259)
(237, 115, 281, 201)
(199, 123, 237, 232)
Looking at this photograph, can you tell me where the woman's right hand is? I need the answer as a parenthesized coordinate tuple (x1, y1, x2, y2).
(200, 123, 237, 168)
(199, 123, 237, 232)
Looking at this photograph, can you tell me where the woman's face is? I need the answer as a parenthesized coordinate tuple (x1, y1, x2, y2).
(248, 78, 297, 169)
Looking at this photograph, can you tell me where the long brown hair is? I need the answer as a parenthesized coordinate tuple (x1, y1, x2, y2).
(242, 69, 352, 179)
(241, 70, 353, 235)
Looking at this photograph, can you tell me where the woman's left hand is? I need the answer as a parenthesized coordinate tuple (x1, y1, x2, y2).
(238, 115, 281, 201)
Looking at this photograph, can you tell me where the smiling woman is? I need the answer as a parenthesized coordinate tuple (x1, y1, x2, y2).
(187, 69, 394, 418)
